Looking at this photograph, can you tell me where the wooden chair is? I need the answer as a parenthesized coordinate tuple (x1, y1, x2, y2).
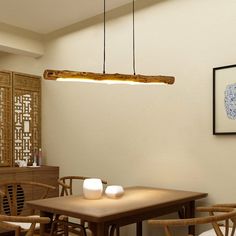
(148, 206, 236, 236)
(58, 175, 107, 196)
(0, 214, 50, 236)
(199, 204, 236, 236)
(50, 176, 107, 236)
(0, 180, 56, 233)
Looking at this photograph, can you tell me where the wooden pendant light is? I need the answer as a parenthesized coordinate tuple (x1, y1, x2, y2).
(44, 0, 175, 85)
(44, 70, 175, 84)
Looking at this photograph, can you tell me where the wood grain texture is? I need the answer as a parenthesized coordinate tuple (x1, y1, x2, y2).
(44, 69, 175, 85)
(0, 166, 59, 215)
(0, 70, 41, 167)
(13, 72, 41, 166)
(27, 186, 207, 236)
(148, 207, 236, 236)
(0, 169, 57, 236)
(0, 71, 12, 167)
(0, 214, 50, 236)
(0, 180, 56, 216)
(27, 186, 207, 221)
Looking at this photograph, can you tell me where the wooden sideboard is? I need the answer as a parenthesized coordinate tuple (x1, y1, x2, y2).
(0, 165, 59, 215)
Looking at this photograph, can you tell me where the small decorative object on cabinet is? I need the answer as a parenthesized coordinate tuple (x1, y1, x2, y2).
(0, 71, 41, 166)
(213, 64, 236, 134)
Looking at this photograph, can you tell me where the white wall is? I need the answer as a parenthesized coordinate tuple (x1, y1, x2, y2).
(1, 0, 236, 235)
(0, 23, 44, 57)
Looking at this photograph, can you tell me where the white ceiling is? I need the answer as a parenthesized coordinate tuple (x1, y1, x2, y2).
(0, 0, 134, 34)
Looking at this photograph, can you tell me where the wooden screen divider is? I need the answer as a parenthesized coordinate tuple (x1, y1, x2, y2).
(0, 71, 41, 167)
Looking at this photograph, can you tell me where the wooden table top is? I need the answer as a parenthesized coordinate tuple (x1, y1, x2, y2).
(27, 186, 207, 223)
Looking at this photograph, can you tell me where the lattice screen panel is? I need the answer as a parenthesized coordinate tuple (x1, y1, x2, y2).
(13, 73, 41, 165)
(0, 71, 12, 166)
(0, 71, 41, 167)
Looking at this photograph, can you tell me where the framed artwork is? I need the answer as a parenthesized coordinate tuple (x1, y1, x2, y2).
(213, 64, 236, 134)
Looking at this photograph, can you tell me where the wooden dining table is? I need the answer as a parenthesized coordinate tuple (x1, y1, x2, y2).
(27, 186, 207, 236)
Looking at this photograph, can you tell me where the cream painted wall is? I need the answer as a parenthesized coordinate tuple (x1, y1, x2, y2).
(0, 23, 44, 57)
(1, 0, 236, 235)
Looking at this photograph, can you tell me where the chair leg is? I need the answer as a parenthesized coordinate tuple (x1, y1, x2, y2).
(67, 221, 87, 236)
(50, 214, 69, 236)
(63, 221, 69, 236)
(50, 220, 58, 236)
(116, 227, 120, 236)
(80, 226, 87, 236)
(109, 225, 116, 236)
(109, 225, 120, 236)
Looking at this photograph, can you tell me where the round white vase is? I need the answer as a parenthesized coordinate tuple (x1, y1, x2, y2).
(83, 178, 103, 200)
(105, 185, 124, 199)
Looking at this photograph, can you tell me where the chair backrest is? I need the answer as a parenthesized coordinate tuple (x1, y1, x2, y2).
(148, 207, 236, 236)
(0, 214, 50, 236)
(0, 181, 56, 216)
(58, 176, 107, 196)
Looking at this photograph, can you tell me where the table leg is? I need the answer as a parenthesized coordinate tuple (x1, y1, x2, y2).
(40, 211, 53, 236)
(186, 201, 195, 236)
(90, 222, 109, 236)
(136, 221, 142, 236)
(40, 211, 46, 236)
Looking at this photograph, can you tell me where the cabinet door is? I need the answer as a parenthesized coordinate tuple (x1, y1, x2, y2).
(0, 167, 59, 215)
(0, 71, 12, 167)
(33, 168, 59, 198)
(13, 73, 41, 166)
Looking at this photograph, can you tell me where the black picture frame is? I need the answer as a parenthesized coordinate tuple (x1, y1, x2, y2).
(213, 64, 236, 135)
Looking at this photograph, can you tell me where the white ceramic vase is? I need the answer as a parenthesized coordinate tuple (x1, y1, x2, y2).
(83, 178, 103, 200)
(105, 185, 124, 198)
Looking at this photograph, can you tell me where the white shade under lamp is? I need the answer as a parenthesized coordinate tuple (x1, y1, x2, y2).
(83, 178, 103, 200)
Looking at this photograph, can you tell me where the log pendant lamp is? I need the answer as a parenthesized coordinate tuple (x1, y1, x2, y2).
(43, 0, 175, 85)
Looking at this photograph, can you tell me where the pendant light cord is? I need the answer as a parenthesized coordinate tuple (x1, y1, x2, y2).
(103, 0, 136, 75)
(103, 0, 106, 74)
(132, 0, 136, 75)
